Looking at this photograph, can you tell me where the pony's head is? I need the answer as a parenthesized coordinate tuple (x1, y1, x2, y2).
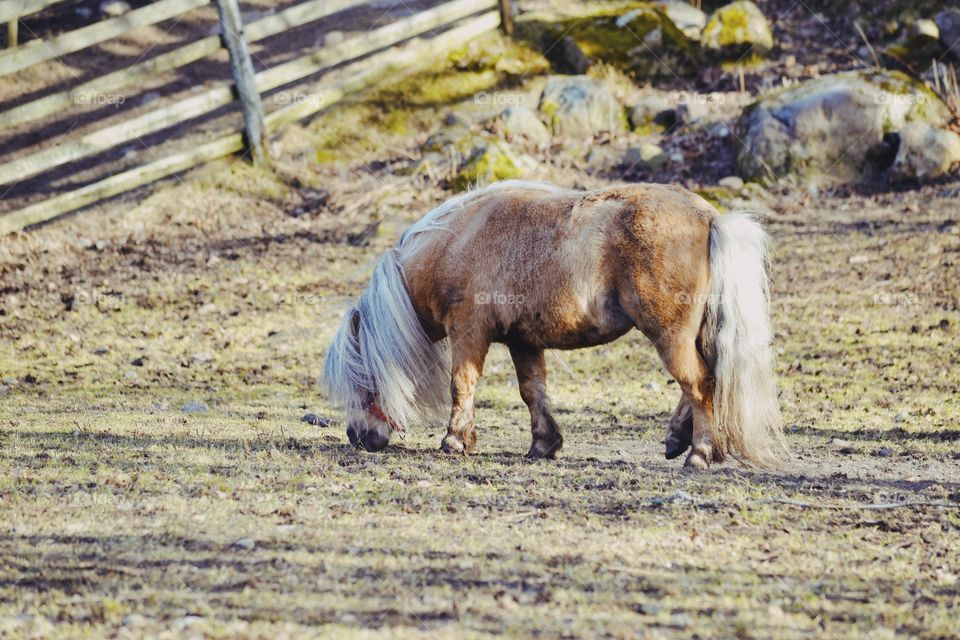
(323, 309, 395, 453)
(322, 250, 451, 452)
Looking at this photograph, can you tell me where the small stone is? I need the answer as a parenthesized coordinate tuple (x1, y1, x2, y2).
(231, 538, 255, 551)
(182, 400, 208, 413)
(192, 352, 214, 364)
(668, 612, 693, 629)
(302, 413, 332, 427)
(644, 381, 661, 391)
(197, 303, 217, 315)
(122, 613, 148, 627)
(131, 356, 145, 367)
(874, 447, 894, 458)
(718, 175, 745, 191)
(172, 615, 205, 631)
(848, 255, 871, 264)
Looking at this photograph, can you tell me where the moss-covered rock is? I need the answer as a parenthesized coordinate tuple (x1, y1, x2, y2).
(737, 70, 954, 185)
(452, 141, 528, 191)
(518, 4, 699, 79)
(538, 76, 627, 137)
(702, 0, 773, 58)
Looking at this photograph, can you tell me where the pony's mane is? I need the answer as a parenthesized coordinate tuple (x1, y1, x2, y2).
(323, 180, 571, 431)
(397, 180, 571, 260)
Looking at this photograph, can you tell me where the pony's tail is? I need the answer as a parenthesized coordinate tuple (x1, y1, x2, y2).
(703, 212, 785, 467)
(322, 250, 449, 431)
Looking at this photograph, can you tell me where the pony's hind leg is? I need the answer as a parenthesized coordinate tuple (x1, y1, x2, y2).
(509, 345, 563, 459)
(439, 327, 490, 455)
(658, 335, 720, 469)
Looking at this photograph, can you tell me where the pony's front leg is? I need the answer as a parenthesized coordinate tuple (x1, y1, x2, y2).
(439, 328, 490, 455)
(509, 346, 563, 459)
(664, 395, 693, 459)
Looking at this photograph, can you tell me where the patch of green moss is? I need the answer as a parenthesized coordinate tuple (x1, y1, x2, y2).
(452, 143, 521, 192)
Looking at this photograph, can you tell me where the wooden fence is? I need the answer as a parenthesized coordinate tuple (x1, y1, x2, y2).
(0, 0, 513, 234)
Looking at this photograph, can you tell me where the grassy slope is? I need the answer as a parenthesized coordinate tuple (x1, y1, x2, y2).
(1, 33, 959, 640)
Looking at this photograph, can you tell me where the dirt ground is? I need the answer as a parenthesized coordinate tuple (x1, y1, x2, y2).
(1, 0, 959, 638)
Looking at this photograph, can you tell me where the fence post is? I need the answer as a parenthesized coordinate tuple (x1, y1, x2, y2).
(498, 0, 513, 36)
(214, 0, 267, 165)
(6, 19, 17, 48)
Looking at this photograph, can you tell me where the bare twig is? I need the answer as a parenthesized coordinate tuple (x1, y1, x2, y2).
(854, 21, 881, 69)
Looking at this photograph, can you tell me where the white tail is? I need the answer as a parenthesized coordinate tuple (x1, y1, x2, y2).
(704, 212, 785, 466)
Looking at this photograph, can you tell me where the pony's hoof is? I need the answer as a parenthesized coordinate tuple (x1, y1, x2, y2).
(683, 451, 710, 470)
(526, 438, 561, 460)
(439, 435, 466, 455)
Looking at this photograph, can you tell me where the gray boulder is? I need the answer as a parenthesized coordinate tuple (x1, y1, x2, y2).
(538, 76, 627, 138)
(702, 0, 774, 56)
(737, 70, 956, 184)
(495, 105, 551, 147)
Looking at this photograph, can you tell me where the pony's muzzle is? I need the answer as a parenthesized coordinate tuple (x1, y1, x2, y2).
(346, 424, 389, 452)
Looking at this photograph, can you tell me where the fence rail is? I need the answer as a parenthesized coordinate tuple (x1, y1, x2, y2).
(0, 0, 510, 234)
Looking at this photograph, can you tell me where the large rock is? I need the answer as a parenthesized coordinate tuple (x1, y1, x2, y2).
(702, 0, 773, 57)
(737, 70, 956, 184)
(538, 76, 627, 137)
